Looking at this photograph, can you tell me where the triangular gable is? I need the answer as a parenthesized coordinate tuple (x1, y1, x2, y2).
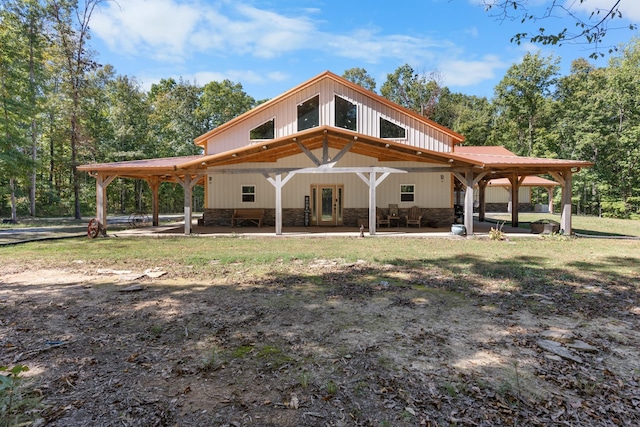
(193, 71, 465, 152)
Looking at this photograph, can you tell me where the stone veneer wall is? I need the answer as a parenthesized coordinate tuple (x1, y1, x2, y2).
(202, 207, 455, 228)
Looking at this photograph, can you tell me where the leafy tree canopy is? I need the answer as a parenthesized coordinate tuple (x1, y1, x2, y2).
(483, 0, 638, 58)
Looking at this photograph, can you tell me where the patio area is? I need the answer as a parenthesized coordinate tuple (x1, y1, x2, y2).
(112, 218, 534, 238)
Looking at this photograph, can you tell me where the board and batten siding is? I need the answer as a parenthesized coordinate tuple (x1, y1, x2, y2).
(484, 185, 531, 203)
(204, 78, 454, 155)
(207, 150, 451, 209)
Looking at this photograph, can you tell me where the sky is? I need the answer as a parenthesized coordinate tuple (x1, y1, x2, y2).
(89, 0, 640, 101)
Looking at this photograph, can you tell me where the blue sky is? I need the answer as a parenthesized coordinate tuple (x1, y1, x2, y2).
(90, 0, 640, 101)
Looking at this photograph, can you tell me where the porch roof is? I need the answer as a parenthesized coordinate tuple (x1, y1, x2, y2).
(78, 126, 592, 181)
(487, 176, 560, 188)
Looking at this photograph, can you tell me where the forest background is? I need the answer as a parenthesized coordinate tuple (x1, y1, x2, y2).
(2, 0, 640, 222)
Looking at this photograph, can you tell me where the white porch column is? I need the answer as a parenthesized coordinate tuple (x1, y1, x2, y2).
(275, 174, 283, 235)
(264, 172, 294, 236)
(356, 169, 391, 236)
(369, 172, 377, 235)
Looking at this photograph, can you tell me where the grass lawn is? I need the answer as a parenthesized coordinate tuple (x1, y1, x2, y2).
(486, 212, 640, 237)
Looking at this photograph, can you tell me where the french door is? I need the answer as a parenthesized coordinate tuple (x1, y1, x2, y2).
(311, 184, 343, 226)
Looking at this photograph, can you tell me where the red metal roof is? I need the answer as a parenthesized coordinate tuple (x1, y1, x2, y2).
(488, 176, 559, 187)
(452, 146, 593, 169)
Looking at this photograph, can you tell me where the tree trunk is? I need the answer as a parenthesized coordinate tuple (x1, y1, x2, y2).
(10, 178, 17, 223)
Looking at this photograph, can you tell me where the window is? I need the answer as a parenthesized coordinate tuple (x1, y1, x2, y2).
(298, 95, 320, 131)
(250, 119, 275, 140)
(241, 185, 255, 203)
(400, 184, 415, 202)
(335, 95, 357, 131)
(380, 117, 406, 139)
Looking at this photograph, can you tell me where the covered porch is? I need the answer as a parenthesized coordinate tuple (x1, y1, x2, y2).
(79, 127, 592, 237)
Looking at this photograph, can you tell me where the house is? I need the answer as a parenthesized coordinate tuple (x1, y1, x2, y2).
(78, 71, 592, 236)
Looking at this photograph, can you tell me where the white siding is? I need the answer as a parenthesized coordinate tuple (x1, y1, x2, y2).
(207, 150, 451, 209)
(205, 77, 453, 155)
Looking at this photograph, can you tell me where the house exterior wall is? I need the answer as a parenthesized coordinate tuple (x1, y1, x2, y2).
(203, 78, 454, 155)
(484, 186, 531, 203)
(206, 150, 451, 210)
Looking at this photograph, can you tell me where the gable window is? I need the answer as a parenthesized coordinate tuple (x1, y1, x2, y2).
(380, 117, 406, 139)
(242, 185, 255, 203)
(400, 184, 415, 202)
(335, 95, 357, 131)
(250, 119, 275, 140)
(298, 95, 320, 131)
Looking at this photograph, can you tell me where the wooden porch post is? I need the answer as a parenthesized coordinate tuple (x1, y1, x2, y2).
(478, 179, 487, 222)
(508, 174, 520, 228)
(464, 169, 474, 235)
(148, 177, 160, 226)
(560, 170, 573, 234)
(546, 186, 554, 214)
(96, 174, 115, 231)
(175, 174, 204, 235)
(550, 170, 573, 235)
(183, 175, 192, 235)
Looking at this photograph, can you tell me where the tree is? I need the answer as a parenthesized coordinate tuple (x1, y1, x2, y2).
(380, 64, 443, 118)
(147, 78, 205, 158)
(198, 79, 255, 131)
(595, 39, 640, 216)
(432, 89, 494, 146)
(342, 67, 376, 92)
(0, 0, 44, 221)
(492, 52, 560, 156)
(48, 0, 105, 219)
(483, 0, 637, 58)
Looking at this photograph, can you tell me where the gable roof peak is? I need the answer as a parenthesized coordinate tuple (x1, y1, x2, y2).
(194, 70, 465, 146)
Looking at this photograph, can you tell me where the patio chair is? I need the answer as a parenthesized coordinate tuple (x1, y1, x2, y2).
(405, 206, 423, 228)
(376, 208, 390, 228)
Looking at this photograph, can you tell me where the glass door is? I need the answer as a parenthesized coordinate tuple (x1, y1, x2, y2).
(312, 184, 343, 226)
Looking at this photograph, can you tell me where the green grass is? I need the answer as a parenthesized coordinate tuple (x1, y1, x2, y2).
(486, 212, 640, 237)
(1, 233, 638, 285)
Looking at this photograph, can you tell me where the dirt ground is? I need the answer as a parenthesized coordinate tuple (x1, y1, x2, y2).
(1, 256, 639, 426)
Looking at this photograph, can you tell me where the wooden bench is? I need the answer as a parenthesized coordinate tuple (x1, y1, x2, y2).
(231, 209, 265, 227)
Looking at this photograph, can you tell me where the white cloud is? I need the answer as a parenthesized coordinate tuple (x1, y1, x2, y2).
(91, 0, 507, 94)
(92, 0, 318, 61)
(92, 0, 201, 62)
(323, 29, 448, 64)
(439, 55, 507, 87)
(189, 69, 289, 87)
